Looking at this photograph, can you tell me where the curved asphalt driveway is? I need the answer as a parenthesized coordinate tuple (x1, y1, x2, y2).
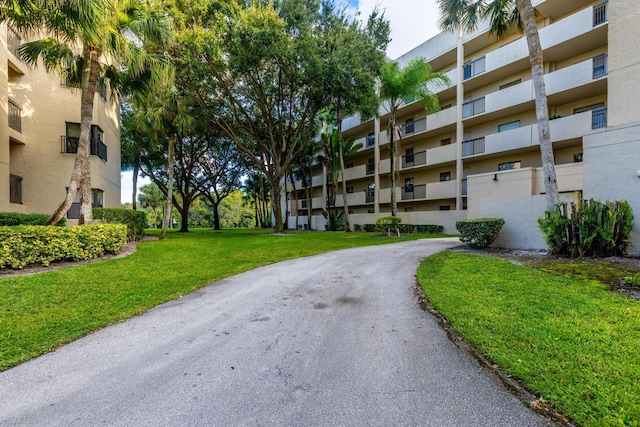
(0, 238, 554, 426)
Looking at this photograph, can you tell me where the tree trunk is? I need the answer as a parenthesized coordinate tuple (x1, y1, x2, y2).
(270, 177, 284, 232)
(389, 110, 397, 217)
(78, 153, 92, 225)
(337, 112, 351, 231)
(213, 201, 221, 230)
(46, 46, 99, 225)
(161, 133, 175, 239)
(132, 163, 139, 210)
(290, 175, 299, 231)
(517, 0, 559, 210)
(283, 171, 289, 230)
(179, 200, 190, 232)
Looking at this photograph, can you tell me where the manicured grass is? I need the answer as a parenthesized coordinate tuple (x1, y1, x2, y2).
(0, 228, 449, 371)
(418, 252, 640, 427)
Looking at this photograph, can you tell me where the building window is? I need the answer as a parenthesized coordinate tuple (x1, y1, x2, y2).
(405, 118, 414, 135)
(367, 209, 374, 214)
(404, 177, 414, 192)
(8, 99, 22, 132)
(92, 189, 104, 208)
(439, 205, 451, 211)
(366, 132, 375, 148)
(366, 158, 375, 175)
(10, 175, 22, 204)
(498, 120, 520, 132)
(462, 97, 485, 118)
(462, 137, 485, 156)
(366, 183, 375, 203)
(345, 162, 354, 169)
(592, 107, 608, 129)
(593, 0, 608, 26)
(440, 137, 452, 146)
(574, 153, 583, 163)
(62, 123, 107, 161)
(440, 172, 451, 182)
(405, 148, 414, 163)
(593, 54, 608, 79)
(499, 79, 521, 90)
(498, 161, 521, 171)
(463, 56, 486, 80)
(346, 186, 354, 194)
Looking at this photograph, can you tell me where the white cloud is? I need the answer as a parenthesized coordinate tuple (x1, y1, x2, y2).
(357, 0, 442, 60)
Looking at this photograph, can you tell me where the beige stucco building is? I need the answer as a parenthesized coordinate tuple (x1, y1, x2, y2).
(286, 0, 640, 254)
(1, 24, 121, 225)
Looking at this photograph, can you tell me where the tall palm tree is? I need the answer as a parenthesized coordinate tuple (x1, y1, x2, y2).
(437, 0, 559, 210)
(379, 59, 450, 216)
(5, 0, 172, 224)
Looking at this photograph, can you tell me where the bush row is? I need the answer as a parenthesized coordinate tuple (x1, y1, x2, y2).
(0, 212, 65, 227)
(0, 224, 127, 269)
(93, 208, 145, 241)
(456, 218, 505, 248)
(354, 224, 444, 234)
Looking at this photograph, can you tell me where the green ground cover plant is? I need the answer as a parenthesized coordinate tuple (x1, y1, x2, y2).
(0, 228, 449, 371)
(418, 252, 640, 426)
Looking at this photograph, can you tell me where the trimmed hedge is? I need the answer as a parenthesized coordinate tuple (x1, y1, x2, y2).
(456, 218, 505, 248)
(0, 224, 127, 269)
(0, 212, 65, 227)
(357, 223, 444, 234)
(93, 208, 145, 241)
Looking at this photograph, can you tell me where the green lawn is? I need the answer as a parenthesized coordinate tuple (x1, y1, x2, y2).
(418, 252, 640, 427)
(0, 228, 447, 371)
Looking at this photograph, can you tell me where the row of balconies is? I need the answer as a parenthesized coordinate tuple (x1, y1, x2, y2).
(343, 1, 607, 133)
(294, 109, 594, 192)
(294, 161, 584, 212)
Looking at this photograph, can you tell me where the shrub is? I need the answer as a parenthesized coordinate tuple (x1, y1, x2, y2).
(353, 224, 363, 232)
(456, 218, 505, 248)
(322, 209, 345, 231)
(416, 224, 444, 234)
(374, 215, 402, 233)
(538, 199, 634, 257)
(0, 212, 65, 227)
(398, 224, 415, 234)
(0, 224, 127, 269)
(93, 208, 145, 241)
(363, 224, 376, 232)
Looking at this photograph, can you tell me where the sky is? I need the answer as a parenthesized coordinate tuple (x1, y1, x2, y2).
(120, 0, 443, 204)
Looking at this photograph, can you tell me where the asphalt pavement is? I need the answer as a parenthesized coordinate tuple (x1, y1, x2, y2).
(0, 237, 556, 426)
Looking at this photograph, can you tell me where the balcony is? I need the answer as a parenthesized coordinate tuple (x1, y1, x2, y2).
(10, 175, 22, 204)
(343, 164, 367, 182)
(8, 99, 22, 132)
(463, 112, 593, 158)
(400, 145, 457, 170)
(402, 151, 426, 168)
(402, 184, 426, 200)
(463, 56, 486, 80)
(61, 136, 108, 161)
(366, 191, 375, 203)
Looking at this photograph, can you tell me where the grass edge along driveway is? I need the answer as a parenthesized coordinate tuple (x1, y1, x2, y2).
(418, 252, 640, 427)
(0, 229, 450, 372)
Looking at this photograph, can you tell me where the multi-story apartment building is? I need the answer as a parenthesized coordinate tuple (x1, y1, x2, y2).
(1, 24, 121, 224)
(286, 0, 640, 254)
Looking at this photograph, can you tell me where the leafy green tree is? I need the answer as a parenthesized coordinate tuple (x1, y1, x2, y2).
(218, 190, 254, 229)
(320, 3, 389, 230)
(379, 59, 450, 216)
(178, 1, 330, 233)
(437, 0, 559, 210)
(138, 183, 165, 228)
(3, 0, 173, 224)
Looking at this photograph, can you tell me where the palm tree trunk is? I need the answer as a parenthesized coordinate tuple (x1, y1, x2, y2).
(389, 111, 397, 217)
(46, 47, 99, 225)
(161, 133, 175, 239)
(337, 112, 352, 231)
(78, 154, 92, 224)
(132, 163, 139, 210)
(516, 0, 559, 210)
